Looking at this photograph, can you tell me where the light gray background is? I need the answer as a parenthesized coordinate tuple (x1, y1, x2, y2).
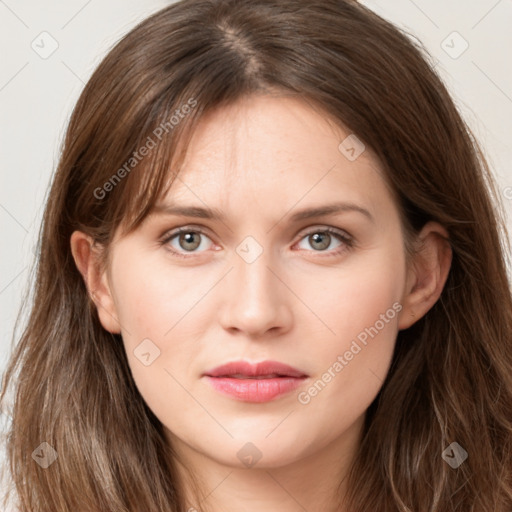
(1, 0, 512, 391)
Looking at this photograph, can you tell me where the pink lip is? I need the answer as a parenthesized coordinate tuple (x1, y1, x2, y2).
(203, 360, 309, 403)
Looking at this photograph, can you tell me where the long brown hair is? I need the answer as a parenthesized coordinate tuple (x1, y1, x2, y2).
(2, 0, 512, 510)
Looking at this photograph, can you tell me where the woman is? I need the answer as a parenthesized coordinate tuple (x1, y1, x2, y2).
(2, 0, 511, 510)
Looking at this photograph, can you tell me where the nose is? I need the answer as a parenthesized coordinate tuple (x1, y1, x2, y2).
(218, 248, 293, 338)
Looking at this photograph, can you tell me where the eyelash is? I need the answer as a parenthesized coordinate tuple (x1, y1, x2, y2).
(160, 225, 354, 259)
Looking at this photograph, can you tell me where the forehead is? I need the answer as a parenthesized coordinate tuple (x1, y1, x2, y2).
(160, 94, 395, 223)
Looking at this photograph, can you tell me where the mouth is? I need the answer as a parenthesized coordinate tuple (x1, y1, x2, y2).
(217, 373, 291, 379)
(204, 360, 308, 378)
(202, 360, 309, 402)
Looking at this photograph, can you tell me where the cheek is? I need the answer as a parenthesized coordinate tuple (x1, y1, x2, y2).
(111, 254, 210, 343)
(307, 276, 401, 387)
(307, 242, 405, 343)
(109, 256, 215, 399)
(296, 246, 405, 416)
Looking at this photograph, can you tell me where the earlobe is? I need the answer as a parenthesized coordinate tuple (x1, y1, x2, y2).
(398, 222, 452, 330)
(70, 231, 121, 334)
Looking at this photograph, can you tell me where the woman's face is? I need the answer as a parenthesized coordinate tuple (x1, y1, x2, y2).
(101, 94, 412, 469)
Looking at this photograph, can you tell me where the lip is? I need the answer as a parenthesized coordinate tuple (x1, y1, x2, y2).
(202, 360, 309, 403)
(203, 360, 308, 378)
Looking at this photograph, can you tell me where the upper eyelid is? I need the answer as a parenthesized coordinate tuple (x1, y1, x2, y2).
(299, 225, 352, 238)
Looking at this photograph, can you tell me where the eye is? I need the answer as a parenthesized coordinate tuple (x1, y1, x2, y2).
(295, 227, 354, 255)
(161, 227, 214, 257)
(160, 225, 354, 259)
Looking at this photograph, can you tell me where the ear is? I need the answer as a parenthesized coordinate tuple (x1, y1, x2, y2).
(398, 221, 452, 330)
(70, 231, 121, 334)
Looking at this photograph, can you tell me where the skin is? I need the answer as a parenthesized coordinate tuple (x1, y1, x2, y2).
(71, 94, 452, 511)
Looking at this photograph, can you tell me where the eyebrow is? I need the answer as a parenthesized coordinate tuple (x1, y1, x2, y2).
(151, 201, 374, 224)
